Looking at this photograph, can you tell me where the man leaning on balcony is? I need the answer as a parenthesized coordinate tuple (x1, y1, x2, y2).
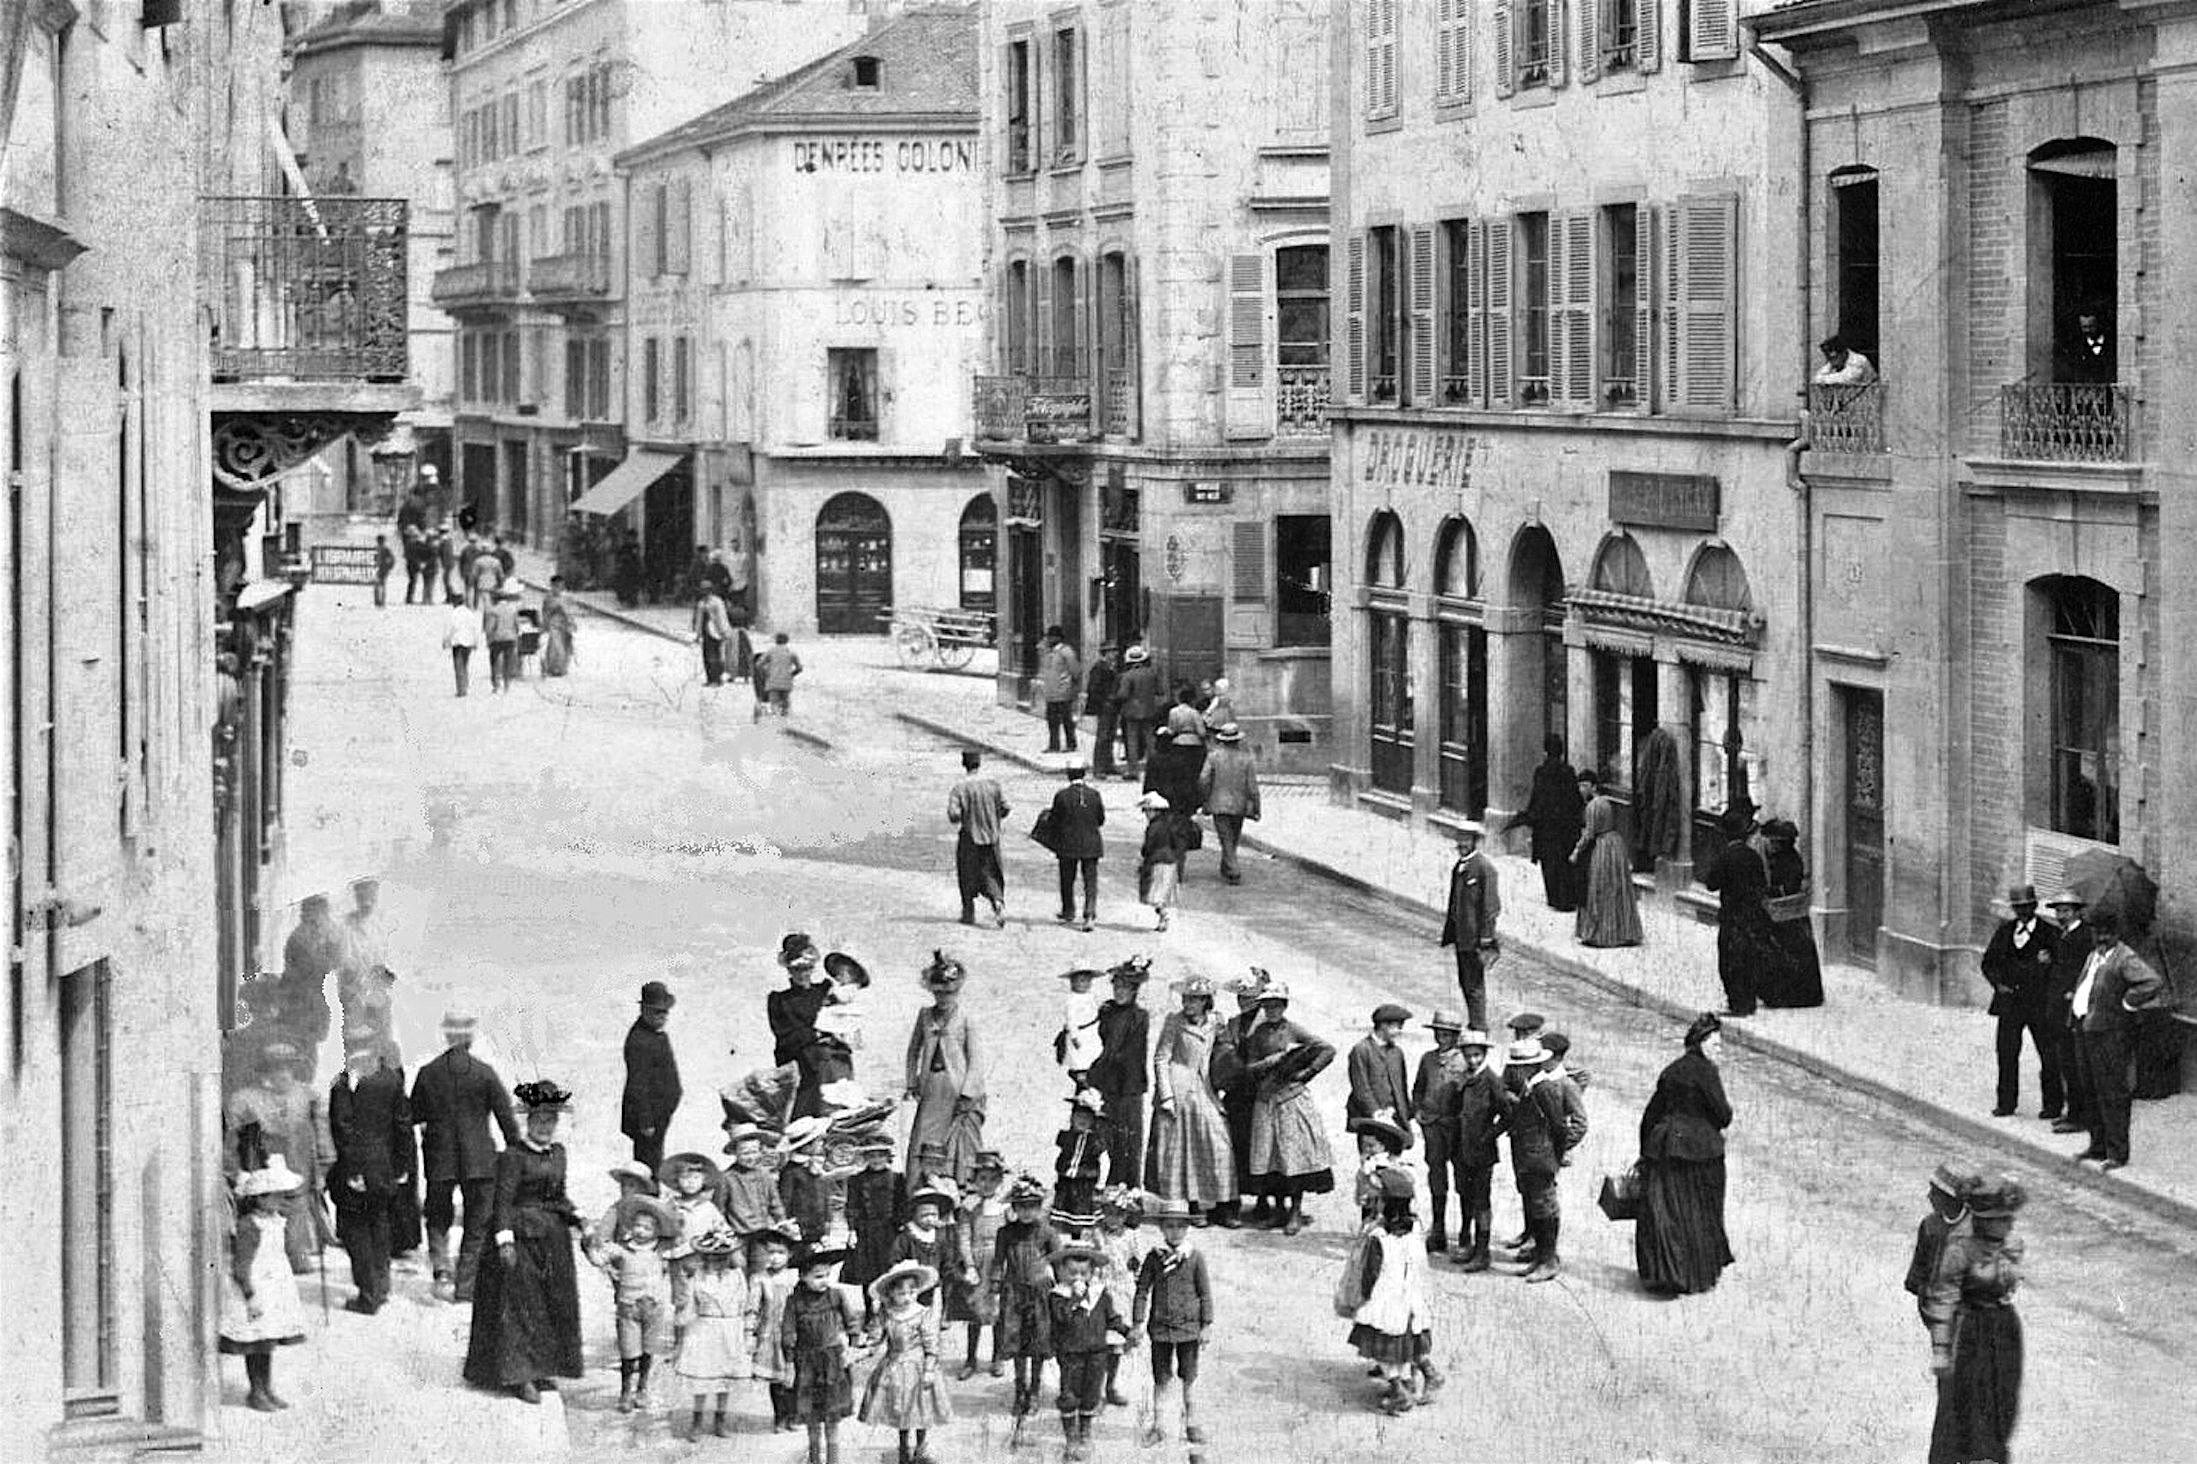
(1812, 335, 1878, 388)
(2055, 307, 2114, 386)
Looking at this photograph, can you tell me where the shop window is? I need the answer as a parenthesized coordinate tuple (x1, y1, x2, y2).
(1593, 651, 1658, 790)
(1831, 167, 1880, 361)
(2039, 575, 2119, 843)
(1519, 211, 1551, 404)
(1690, 667, 1749, 818)
(1276, 514, 1331, 648)
(1370, 226, 1401, 403)
(61, 961, 114, 1400)
(828, 348, 880, 441)
(1435, 516, 1478, 600)
(1365, 509, 1405, 590)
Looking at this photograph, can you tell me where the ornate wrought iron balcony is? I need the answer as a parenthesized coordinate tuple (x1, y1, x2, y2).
(973, 374, 1095, 444)
(1999, 383, 2133, 462)
(1277, 364, 1332, 437)
(429, 258, 522, 310)
(1808, 381, 1885, 454)
(202, 195, 409, 382)
(527, 251, 613, 308)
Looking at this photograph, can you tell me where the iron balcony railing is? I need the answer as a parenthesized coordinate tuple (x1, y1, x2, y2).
(527, 251, 613, 303)
(202, 195, 409, 382)
(428, 258, 522, 309)
(1809, 380, 1886, 454)
(1999, 383, 2133, 463)
(1276, 364, 1332, 436)
(972, 374, 1094, 443)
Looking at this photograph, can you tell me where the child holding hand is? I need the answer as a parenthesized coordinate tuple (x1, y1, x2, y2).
(595, 1196, 680, 1413)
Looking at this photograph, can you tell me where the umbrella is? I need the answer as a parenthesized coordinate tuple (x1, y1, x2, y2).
(2065, 849, 2158, 938)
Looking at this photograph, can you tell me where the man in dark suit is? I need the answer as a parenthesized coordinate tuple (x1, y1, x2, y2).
(1049, 763, 1108, 932)
(1978, 883, 2062, 1119)
(410, 1010, 520, 1302)
(1345, 1004, 1415, 1138)
(1437, 825, 1502, 1032)
(329, 1039, 413, 1313)
(1088, 961, 1152, 1186)
(2043, 892, 2099, 1135)
(1503, 735, 1584, 912)
(621, 981, 682, 1169)
(2072, 909, 2167, 1170)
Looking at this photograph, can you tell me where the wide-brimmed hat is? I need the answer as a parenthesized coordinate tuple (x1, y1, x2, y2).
(1124, 646, 1150, 664)
(793, 1242, 849, 1271)
(2045, 891, 2088, 909)
(1506, 1011, 1547, 1036)
(1452, 820, 1487, 839)
(439, 1010, 478, 1038)
(971, 1150, 1007, 1174)
(823, 952, 871, 989)
(1138, 792, 1170, 812)
(1371, 1003, 1412, 1027)
(658, 1152, 722, 1188)
(780, 1115, 833, 1152)
(638, 980, 676, 1010)
(744, 1224, 800, 1251)
(1348, 1115, 1411, 1154)
(778, 933, 821, 970)
(1214, 723, 1245, 743)
(1457, 1029, 1493, 1050)
(867, 1259, 940, 1303)
(1146, 1198, 1194, 1224)
(513, 1079, 573, 1111)
(1506, 1038, 1549, 1066)
(1045, 1240, 1105, 1268)
(1426, 1009, 1465, 1032)
(1057, 967, 1105, 986)
(722, 1122, 767, 1150)
(1173, 974, 1218, 1001)
(908, 1179, 961, 1214)
(1228, 969, 1271, 999)
(1928, 1161, 1985, 1198)
(1108, 956, 1153, 985)
(612, 1194, 680, 1238)
(920, 950, 967, 991)
(1762, 818, 1800, 843)
(607, 1159, 659, 1189)
(236, 1154, 306, 1198)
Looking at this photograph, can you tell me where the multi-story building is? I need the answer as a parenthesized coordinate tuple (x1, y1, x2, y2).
(974, 0, 1337, 769)
(434, 0, 889, 588)
(1327, 1, 1806, 879)
(3, 0, 411, 1455)
(1755, 0, 2197, 1005)
(610, 6, 986, 635)
(286, 0, 456, 515)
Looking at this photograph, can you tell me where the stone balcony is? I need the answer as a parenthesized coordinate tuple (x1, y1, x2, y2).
(428, 257, 522, 311)
(526, 251, 614, 311)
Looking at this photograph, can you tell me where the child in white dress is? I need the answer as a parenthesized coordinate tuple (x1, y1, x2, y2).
(673, 1227, 752, 1437)
(220, 1155, 309, 1413)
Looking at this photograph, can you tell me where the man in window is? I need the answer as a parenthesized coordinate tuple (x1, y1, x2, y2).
(1812, 334, 1878, 387)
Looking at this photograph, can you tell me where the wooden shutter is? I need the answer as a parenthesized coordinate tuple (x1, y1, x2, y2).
(1485, 217, 1513, 404)
(1547, 215, 1569, 400)
(1635, 204, 1659, 411)
(1466, 218, 1488, 404)
(1672, 195, 1738, 411)
(1036, 259, 1055, 377)
(1437, 0, 1459, 99)
(1561, 211, 1596, 406)
(1547, 0, 1568, 88)
(1638, 0, 1662, 71)
(1123, 253, 1142, 435)
(1231, 519, 1267, 604)
(1345, 232, 1367, 403)
(1408, 224, 1437, 407)
(637, 183, 662, 280)
(1224, 252, 1271, 439)
(1071, 255, 1089, 379)
(1493, 0, 1514, 98)
(1688, 0, 1738, 61)
(669, 180, 692, 275)
(1578, 0, 1600, 83)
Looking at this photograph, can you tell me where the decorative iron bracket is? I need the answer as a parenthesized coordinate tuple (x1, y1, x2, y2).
(211, 412, 399, 493)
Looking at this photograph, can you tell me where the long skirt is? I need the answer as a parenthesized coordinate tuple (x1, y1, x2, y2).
(908, 1078, 986, 1188)
(1248, 1085, 1335, 1197)
(859, 1348, 953, 1430)
(1146, 1074, 1238, 1206)
(1222, 1087, 1259, 1196)
(1929, 1305, 2022, 1464)
(790, 1350, 855, 1424)
(1760, 915, 1826, 1008)
(1576, 832, 1644, 947)
(541, 624, 573, 676)
(1634, 1156, 1735, 1295)
(462, 1224, 584, 1388)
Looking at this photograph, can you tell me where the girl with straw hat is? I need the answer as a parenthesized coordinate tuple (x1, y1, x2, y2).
(220, 1151, 309, 1412)
(858, 1259, 953, 1464)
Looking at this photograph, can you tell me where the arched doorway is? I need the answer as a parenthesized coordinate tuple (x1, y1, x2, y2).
(1586, 533, 1658, 790)
(1507, 524, 1568, 752)
(958, 493, 998, 628)
(1365, 511, 1412, 796)
(1434, 517, 1487, 817)
(815, 491, 892, 634)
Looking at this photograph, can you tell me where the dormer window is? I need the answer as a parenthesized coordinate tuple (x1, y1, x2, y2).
(852, 56, 881, 89)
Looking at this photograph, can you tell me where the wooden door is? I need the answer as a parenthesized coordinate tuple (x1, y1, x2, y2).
(814, 492, 892, 635)
(1843, 687, 1885, 962)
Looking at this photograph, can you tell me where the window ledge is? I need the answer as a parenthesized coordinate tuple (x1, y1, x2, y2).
(1684, 56, 1746, 82)
(1095, 153, 1134, 170)
(1356, 788, 1415, 820)
(1433, 96, 1476, 122)
(1257, 644, 1333, 661)
(1594, 68, 1648, 97)
(1963, 458, 2150, 497)
(1365, 113, 1404, 136)
(1510, 85, 1557, 111)
(1803, 449, 1894, 484)
(1048, 159, 1084, 178)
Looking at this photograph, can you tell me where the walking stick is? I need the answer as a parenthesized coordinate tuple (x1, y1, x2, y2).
(316, 1188, 332, 1323)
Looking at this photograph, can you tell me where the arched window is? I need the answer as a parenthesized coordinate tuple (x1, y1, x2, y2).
(1590, 534, 1654, 600)
(1365, 510, 1405, 590)
(1684, 544, 1752, 613)
(958, 494, 997, 618)
(1434, 517, 1478, 600)
(2038, 575, 2119, 843)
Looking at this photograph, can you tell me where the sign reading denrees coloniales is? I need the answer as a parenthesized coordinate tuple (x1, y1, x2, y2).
(789, 138, 977, 174)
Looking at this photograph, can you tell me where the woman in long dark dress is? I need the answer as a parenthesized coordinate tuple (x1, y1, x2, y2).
(1759, 818, 1826, 1008)
(464, 1080, 585, 1403)
(1241, 981, 1336, 1236)
(1571, 774, 1644, 948)
(1925, 1178, 2025, 1464)
(1635, 1013, 1736, 1295)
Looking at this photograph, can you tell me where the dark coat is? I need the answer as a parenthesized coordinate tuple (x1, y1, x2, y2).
(1702, 838, 1768, 914)
(1450, 1065, 1514, 1166)
(1048, 1288, 1127, 1355)
(1132, 1247, 1212, 1341)
(620, 1020, 682, 1140)
(1088, 1000, 1150, 1096)
(1049, 782, 1107, 861)
(767, 983, 833, 1069)
(1506, 756, 1584, 863)
(1633, 726, 1687, 863)
(1979, 916, 2060, 1017)
(1083, 658, 1120, 719)
(410, 1047, 521, 1183)
(1113, 663, 1162, 721)
(1638, 1049, 1732, 1163)
(1439, 851, 1501, 949)
(329, 1064, 412, 1202)
(1344, 1037, 1413, 1130)
(1505, 1076, 1575, 1180)
(2077, 942, 2169, 1034)
(2044, 920, 2098, 1031)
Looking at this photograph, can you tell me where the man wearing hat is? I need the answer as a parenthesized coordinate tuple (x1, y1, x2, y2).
(1084, 645, 1123, 778)
(1039, 625, 1083, 753)
(329, 1038, 413, 1313)
(1409, 1011, 1473, 1253)
(410, 1010, 522, 1301)
(1048, 763, 1108, 933)
(1088, 960, 1153, 1186)
(225, 1040, 329, 1273)
(2070, 906, 2168, 1170)
(483, 580, 527, 693)
(1113, 644, 1162, 776)
(1701, 800, 1772, 1017)
(2042, 892, 2098, 1134)
(1194, 722, 1262, 884)
(1447, 1028, 1510, 1270)
(1346, 1004, 1416, 1141)
(622, 981, 683, 1170)
(1979, 884, 2063, 1119)
(947, 749, 1011, 928)
(1439, 824, 1502, 1031)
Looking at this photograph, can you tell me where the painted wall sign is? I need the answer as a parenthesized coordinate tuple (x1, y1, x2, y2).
(829, 296, 985, 328)
(1359, 427, 1478, 493)
(1183, 481, 1231, 504)
(790, 138, 978, 175)
(1607, 471, 1721, 532)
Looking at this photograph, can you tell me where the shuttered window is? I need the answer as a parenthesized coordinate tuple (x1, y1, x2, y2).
(637, 182, 663, 279)
(1232, 520, 1267, 604)
(1601, 203, 1646, 409)
(1370, 226, 1402, 403)
(1670, 194, 1738, 412)
(1485, 218, 1513, 404)
(1345, 233, 1367, 402)
(1407, 225, 1437, 407)
(1224, 252, 1271, 440)
(1493, 0, 1515, 99)
(1366, 0, 1398, 119)
(666, 181, 692, 276)
(1556, 211, 1596, 407)
(1684, 0, 1738, 62)
(1440, 219, 1472, 404)
(1591, 0, 1656, 75)
(1437, 0, 1473, 104)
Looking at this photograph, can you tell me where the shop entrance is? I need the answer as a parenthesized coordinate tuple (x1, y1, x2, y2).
(1841, 686, 1885, 962)
(815, 491, 893, 634)
(1509, 525, 1569, 750)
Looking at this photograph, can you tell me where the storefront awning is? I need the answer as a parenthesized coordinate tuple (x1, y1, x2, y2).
(569, 449, 683, 517)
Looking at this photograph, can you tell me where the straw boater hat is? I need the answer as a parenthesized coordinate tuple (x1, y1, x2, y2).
(1454, 820, 1487, 839)
(780, 1115, 833, 1153)
(1426, 1008, 1466, 1033)
(1057, 967, 1106, 987)
(1348, 1114, 1411, 1154)
(236, 1153, 306, 1198)
(1457, 1029, 1493, 1050)
(723, 1122, 766, 1150)
(1045, 1240, 1106, 1269)
(1928, 1161, 1984, 1198)
(1147, 1198, 1193, 1224)
(868, 1258, 941, 1304)
(971, 1149, 1007, 1175)
(2046, 890, 2087, 910)
(1125, 646, 1150, 664)
(1505, 1038, 1549, 1066)
(1214, 723, 1245, 743)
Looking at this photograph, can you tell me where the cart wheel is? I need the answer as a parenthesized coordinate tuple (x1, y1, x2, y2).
(893, 623, 934, 669)
(935, 638, 977, 671)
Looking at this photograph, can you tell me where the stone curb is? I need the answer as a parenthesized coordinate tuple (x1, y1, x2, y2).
(888, 706, 2197, 1234)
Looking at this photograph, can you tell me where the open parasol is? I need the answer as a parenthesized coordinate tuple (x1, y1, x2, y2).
(2065, 849, 2158, 938)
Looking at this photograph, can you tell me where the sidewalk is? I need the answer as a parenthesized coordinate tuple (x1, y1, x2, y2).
(518, 550, 2197, 1229)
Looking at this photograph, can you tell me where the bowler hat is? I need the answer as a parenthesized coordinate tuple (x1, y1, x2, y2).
(2006, 883, 2039, 908)
(638, 980, 676, 1009)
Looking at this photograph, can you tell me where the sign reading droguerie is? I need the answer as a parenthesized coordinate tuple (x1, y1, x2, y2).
(1359, 428, 1477, 493)
(1608, 471, 1721, 532)
(789, 138, 977, 175)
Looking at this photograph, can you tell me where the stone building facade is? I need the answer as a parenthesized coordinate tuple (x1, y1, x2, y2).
(974, 0, 1338, 770)
(1758, 0, 2197, 1003)
(1328, 1, 1807, 882)
(614, 5, 989, 636)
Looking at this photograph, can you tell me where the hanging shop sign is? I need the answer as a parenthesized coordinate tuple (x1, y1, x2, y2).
(309, 545, 381, 585)
(1608, 471, 1721, 533)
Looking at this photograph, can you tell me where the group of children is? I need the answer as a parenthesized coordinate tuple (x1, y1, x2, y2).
(579, 1132, 1213, 1464)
